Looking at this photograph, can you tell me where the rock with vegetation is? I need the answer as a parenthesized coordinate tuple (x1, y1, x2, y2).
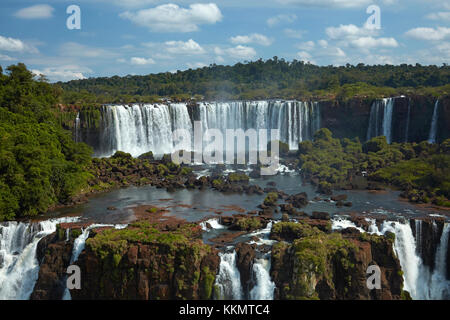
(270, 221, 408, 300)
(69, 220, 220, 300)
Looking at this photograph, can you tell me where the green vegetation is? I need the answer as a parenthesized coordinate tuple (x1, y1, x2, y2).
(58, 59, 450, 103)
(227, 172, 249, 183)
(86, 220, 203, 259)
(234, 217, 262, 231)
(0, 64, 93, 221)
(264, 192, 279, 206)
(299, 128, 450, 206)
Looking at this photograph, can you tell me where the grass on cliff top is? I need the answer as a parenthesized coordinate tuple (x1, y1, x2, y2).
(86, 220, 204, 259)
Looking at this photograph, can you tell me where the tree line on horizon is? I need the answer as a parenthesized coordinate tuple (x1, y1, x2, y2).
(57, 57, 450, 104)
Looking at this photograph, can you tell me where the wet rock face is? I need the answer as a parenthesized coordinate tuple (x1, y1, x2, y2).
(31, 227, 80, 300)
(319, 96, 444, 143)
(235, 243, 257, 298)
(410, 218, 444, 271)
(286, 192, 308, 208)
(270, 221, 406, 300)
(70, 239, 219, 300)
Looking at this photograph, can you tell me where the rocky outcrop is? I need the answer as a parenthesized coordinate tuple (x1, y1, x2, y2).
(235, 243, 257, 298)
(31, 226, 81, 300)
(68, 221, 220, 300)
(270, 221, 408, 300)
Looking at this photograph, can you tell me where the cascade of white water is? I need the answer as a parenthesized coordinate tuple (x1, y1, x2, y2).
(215, 251, 243, 300)
(249, 254, 275, 300)
(382, 98, 394, 144)
(415, 220, 422, 256)
(0, 217, 79, 300)
(332, 217, 449, 300)
(428, 100, 439, 144)
(366, 98, 395, 143)
(75, 112, 80, 143)
(429, 223, 450, 299)
(95, 101, 321, 157)
(380, 221, 421, 299)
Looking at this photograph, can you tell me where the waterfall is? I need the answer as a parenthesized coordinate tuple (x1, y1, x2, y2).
(429, 223, 450, 299)
(366, 98, 395, 143)
(428, 100, 439, 144)
(380, 221, 421, 298)
(198, 101, 320, 151)
(405, 100, 411, 143)
(249, 254, 275, 300)
(0, 217, 79, 300)
(99, 104, 182, 157)
(215, 251, 243, 300)
(75, 112, 80, 143)
(92, 101, 320, 157)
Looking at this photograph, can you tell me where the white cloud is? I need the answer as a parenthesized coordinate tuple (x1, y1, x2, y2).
(230, 33, 273, 46)
(326, 24, 377, 40)
(0, 54, 16, 61)
(187, 62, 208, 69)
(102, 0, 159, 8)
(130, 57, 156, 65)
(225, 45, 256, 60)
(426, 11, 450, 21)
(120, 3, 222, 32)
(165, 39, 206, 55)
(284, 28, 306, 39)
(14, 4, 54, 19)
(297, 51, 314, 63)
(60, 42, 116, 58)
(405, 27, 450, 41)
(350, 36, 398, 49)
(0, 35, 38, 53)
(277, 0, 371, 8)
(296, 41, 315, 51)
(32, 66, 91, 82)
(267, 14, 297, 27)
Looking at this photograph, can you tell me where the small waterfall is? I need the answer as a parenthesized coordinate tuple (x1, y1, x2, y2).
(405, 100, 411, 143)
(215, 251, 243, 300)
(74, 112, 80, 143)
(366, 98, 395, 143)
(92, 101, 321, 157)
(429, 223, 450, 299)
(0, 217, 79, 300)
(249, 254, 275, 300)
(428, 100, 439, 144)
(63, 223, 128, 300)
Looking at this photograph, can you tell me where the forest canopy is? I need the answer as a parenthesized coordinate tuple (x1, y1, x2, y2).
(0, 63, 92, 220)
(57, 58, 450, 104)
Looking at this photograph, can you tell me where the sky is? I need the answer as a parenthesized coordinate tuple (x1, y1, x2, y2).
(0, 0, 449, 82)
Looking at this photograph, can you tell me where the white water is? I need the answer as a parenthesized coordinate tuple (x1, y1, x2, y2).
(249, 254, 275, 300)
(200, 218, 225, 231)
(332, 216, 450, 299)
(428, 100, 439, 143)
(95, 101, 320, 157)
(380, 221, 422, 298)
(215, 251, 243, 300)
(331, 217, 366, 233)
(248, 221, 277, 246)
(429, 223, 450, 299)
(75, 112, 81, 143)
(366, 98, 395, 143)
(0, 217, 79, 300)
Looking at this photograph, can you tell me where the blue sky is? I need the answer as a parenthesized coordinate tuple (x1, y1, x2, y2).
(0, 0, 449, 82)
